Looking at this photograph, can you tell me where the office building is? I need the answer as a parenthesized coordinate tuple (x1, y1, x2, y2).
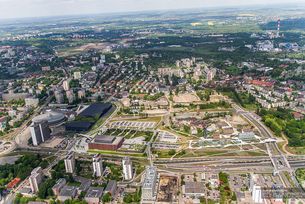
(29, 167, 43, 194)
(30, 120, 51, 146)
(122, 157, 133, 180)
(92, 154, 103, 177)
(141, 166, 158, 203)
(64, 153, 75, 174)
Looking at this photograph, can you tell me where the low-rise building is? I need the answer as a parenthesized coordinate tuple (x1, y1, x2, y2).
(183, 182, 205, 197)
(104, 180, 117, 196)
(58, 186, 78, 202)
(85, 187, 104, 204)
(52, 178, 66, 196)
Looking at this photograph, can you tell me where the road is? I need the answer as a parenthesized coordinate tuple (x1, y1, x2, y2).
(231, 102, 302, 188)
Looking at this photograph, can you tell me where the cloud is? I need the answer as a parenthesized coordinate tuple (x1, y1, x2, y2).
(0, 0, 303, 19)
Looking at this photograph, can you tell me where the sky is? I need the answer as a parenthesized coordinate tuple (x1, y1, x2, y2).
(0, 0, 303, 19)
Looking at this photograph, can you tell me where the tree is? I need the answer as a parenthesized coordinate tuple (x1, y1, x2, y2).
(168, 149, 176, 156)
(102, 192, 112, 203)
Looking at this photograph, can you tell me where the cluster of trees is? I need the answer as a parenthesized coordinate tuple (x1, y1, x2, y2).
(198, 101, 231, 110)
(197, 89, 212, 101)
(69, 79, 80, 88)
(143, 92, 164, 101)
(0, 154, 47, 193)
(123, 188, 142, 203)
(296, 168, 305, 184)
(14, 193, 37, 204)
(217, 87, 256, 109)
(38, 179, 56, 199)
(259, 108, 305, 146)
(218, 172, 236, 202)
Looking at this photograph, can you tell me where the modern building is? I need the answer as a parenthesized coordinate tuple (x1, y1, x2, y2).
(92, 154, 103, 177)
(122, 157, 133, 180)
(85, 187, 104, 204)
(88, 135, 124, 151)
(64, 153, 75, 174)
(79, 102, 112, 119)
(30, 120, 51, 146)
(52, 178, 66, 196)
(58, 185, 77, 202)
(65, 121, 93, 132)
(141, 166, 158, 203)
(29, 167, 43, 194)
(104, 180, 117, 196)
(32, 110, 66, 126)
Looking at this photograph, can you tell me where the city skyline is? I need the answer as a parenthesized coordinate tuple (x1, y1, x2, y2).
(0, 0, 304, 19)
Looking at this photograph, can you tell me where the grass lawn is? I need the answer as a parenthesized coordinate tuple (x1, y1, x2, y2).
(286, 146, 305, 155)
(88, 149, 145, 158)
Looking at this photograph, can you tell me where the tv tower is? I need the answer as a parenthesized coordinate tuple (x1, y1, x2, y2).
(277, 18, 281, 38)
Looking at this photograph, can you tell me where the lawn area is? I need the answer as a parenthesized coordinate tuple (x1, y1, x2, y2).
(296, 168, 305, 185)
(88, 150, 145, 158)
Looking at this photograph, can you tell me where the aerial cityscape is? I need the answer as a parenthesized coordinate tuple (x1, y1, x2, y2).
(0, 0, 305, 203)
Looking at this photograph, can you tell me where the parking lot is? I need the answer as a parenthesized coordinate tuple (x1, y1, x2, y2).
(110, 121, 156, 129)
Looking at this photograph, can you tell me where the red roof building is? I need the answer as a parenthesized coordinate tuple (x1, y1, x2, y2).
(7, 178, 21, 189)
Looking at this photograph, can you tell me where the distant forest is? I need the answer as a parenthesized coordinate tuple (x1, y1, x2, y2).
(261, 18, 305, 31)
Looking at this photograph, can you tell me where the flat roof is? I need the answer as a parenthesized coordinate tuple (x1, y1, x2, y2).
(184, 182, 205, 194)
(59, 185, 77, 197)
(85, 187, 104, 198)
(105, 180, 117, 192)
(66, 121, 92, 129)
(94, 135, 116, 144)
(79, 102, 112, 118)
